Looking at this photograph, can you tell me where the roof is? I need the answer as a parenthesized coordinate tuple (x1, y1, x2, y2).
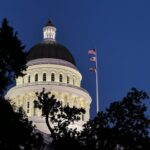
(27, 42, 76, 65)
(45, 19, 55, 27)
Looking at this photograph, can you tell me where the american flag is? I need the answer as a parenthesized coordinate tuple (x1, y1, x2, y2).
(88, 49, 96, 55)
(89, 67, 96, 72)
(90, 56, 96, 62)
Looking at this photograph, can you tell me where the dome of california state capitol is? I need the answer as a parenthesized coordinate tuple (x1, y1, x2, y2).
(6, 19, 92, 134)
(27, 42, 76, 65)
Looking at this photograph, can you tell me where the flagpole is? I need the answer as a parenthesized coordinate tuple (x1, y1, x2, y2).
(95, 48, 99, 113)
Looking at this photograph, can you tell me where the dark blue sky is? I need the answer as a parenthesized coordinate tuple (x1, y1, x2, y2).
(1, 0, 150, 118)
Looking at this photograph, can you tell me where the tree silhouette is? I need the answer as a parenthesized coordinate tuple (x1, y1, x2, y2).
(0, 18, 26, 96)
(35, 88, 85, 149)
(0, 97, 44, 150)
(0, 18, 43, 149)
(82, 88, 150, 150)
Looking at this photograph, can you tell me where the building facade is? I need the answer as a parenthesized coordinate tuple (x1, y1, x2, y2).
(6, 20, 92, 133)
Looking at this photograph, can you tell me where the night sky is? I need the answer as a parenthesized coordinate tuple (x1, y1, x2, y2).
(1, 0, 150, 118)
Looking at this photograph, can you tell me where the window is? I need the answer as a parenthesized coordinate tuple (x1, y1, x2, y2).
(34, 100, 38, 108)
(28, 75, 30, 83)
(59, 74, 63, 82)
(27, 102, 30, 108)
(51, 73, 55, 82)
(82, 114, 84, 121)
(35, 74, 38, 82)
(43, 73, 46, 81)
(27, 102, 30, 113)
(67, 76, 69, 84)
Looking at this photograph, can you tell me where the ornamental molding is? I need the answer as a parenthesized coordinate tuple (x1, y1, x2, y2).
(27, 58, 78, 70)
(6, 82, 92, 103)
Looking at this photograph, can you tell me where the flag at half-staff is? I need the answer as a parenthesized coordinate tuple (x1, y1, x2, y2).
(88, 48, 99, 114)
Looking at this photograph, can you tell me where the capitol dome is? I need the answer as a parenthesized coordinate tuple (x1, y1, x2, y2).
(27, 42, 76, 65)
(6, 19, 92, 134)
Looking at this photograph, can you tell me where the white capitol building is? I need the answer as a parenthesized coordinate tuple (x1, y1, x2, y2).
(6, 20, 92, 133)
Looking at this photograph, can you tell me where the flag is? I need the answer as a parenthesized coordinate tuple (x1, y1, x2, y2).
(89, 67, 96, 72)
(88, 49, 96, 55)
(90, 56, 96, 62)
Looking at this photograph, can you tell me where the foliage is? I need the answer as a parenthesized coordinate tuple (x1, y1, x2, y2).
(54, 135, 82, 150)
(0, 18, 26, 96)
(35, 88, 85, 149)
(82, 88, 150, 150)
(0, 98, 44, 150)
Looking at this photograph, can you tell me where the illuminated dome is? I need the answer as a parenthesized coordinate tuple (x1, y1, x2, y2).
(6, 19, 92, 134)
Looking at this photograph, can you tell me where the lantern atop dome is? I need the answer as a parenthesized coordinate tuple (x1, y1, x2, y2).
(43, 19, 56, 42)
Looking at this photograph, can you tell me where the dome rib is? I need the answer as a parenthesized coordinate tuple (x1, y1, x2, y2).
(27, 42, 76, 65)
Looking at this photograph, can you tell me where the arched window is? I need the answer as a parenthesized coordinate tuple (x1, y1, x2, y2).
(35, 74, 38, 82)
(27, 102, 30, 113)
(51, 73, 55, 82)
(67, 76, 69, 84)
(27, 102, 30, 108)
(43, 73, 46, 81)
(82, 114, 84, 121)
(59, 74, 63, 82)
(28, 75, 30, 83)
